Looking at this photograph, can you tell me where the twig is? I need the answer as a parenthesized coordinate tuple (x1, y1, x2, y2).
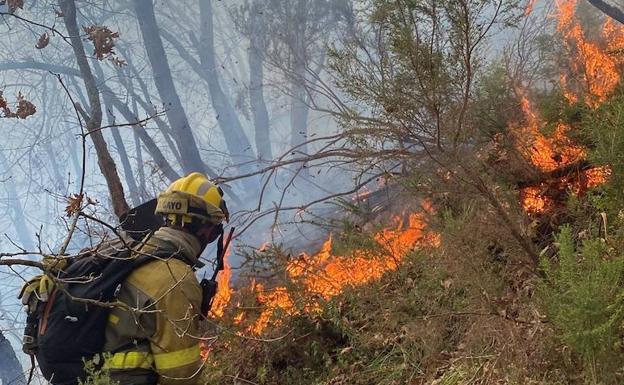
(0, 11, 72, 45)
(53, 73, 87, 256)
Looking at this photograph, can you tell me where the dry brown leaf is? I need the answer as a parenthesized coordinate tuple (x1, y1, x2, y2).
(83, 25, 119, 60)
(15, 95, 36, 118)
(65, 194, 83, 217)
(0, 91, 7, 111)
(35, 32, 49, 49)
(0, 91, 36, 119)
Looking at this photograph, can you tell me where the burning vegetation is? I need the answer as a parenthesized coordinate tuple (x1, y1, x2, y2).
(202, 2, 624, 384)
(207, 207, 440, 337)
(513, 0, 622, 215)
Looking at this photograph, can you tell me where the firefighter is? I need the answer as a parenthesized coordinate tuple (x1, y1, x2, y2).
(102, 172, 229, 385)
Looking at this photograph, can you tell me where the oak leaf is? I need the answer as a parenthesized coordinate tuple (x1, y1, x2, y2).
(0, 91, 36, 119)
(35, 32, 49, 49)
(65, 194, 83, 217)
(83, 25, 119, 60)
(15, 93, 36, 118)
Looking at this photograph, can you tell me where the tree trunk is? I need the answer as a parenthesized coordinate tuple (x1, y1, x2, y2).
(105, 90, 182, 182)
(41, 76, 65, 191)
(115, 46, 184, 165)
(44, 143, 65, 191)
(132, 0, 208, 175)
(195, 0, 255, 165)
(290, 2, 310, 158)
(59, 0, 130, 219)
(95, 63, 141, 207)
(131, 94, 147, 200)
(103, 97, 141, 207)
(249, 0, 273, 161)
(0, 330, 25, 385)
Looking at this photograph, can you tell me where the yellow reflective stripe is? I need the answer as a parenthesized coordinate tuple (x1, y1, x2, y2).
(153, 345, 200, 370)
(103, 351, 154, 370)
(108, 314, 120, 325)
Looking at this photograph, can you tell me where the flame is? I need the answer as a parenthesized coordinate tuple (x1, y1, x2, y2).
(585, 165, 611, 187)
(246, 209, 439, 334)
(512, 91, 585, 175)
(208, 247, 232, 318)
(554, 0, 622, 105)
(521, 186, 552, 214)
(250, 284, 295, 335)
(513, 2, 620, 212)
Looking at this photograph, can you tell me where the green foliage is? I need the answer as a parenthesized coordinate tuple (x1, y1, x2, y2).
(538, 226, 624, 384)
(581, 95, 624, 214)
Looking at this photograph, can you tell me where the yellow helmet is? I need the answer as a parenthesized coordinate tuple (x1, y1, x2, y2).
(155, 172, 229, 226)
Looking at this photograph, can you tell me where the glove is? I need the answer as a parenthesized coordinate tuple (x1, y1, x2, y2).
(18, 274, 55, 307)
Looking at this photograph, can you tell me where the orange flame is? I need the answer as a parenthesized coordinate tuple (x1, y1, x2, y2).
(209, 247, 232, 318)
(246, 209, 439, 334)
(514, 1, 619, 212)
(555, 0, 622, 105)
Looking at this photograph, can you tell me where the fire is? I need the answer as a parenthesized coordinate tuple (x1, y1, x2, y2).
(585, 165, 611, 187)
(521, 186, 552, 214)
(514, 1, 619, 212)
(198, 205, 439, 343)
(208, 247, 232, 318)
(250, 284, 295, 335)
(554, 0, 622, 105)
(245, 210, 439, 334)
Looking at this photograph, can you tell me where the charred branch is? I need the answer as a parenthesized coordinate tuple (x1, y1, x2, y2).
(517, 160, 594, 189)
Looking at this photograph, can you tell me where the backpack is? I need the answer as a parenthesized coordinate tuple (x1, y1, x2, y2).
(20, 235, 164, 385)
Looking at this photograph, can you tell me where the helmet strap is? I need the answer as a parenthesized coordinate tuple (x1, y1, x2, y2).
(211, 226, 234, 281)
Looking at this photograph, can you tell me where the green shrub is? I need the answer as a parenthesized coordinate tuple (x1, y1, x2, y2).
(538, 226, 624, 384)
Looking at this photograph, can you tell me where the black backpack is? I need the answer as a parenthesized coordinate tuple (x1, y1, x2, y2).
(23, 199, 164, 384)
(34, 236, 158, 385)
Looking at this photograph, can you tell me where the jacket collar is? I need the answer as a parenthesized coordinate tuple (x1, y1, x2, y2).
(152, 227, 205, 268)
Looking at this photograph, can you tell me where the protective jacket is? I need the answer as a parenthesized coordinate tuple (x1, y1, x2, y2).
(103, 227, 205, 385)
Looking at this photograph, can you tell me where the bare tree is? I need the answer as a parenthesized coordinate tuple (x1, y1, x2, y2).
(59, 0, 129, 219)
(132, 0, 213, 177)
(248, 0, 273, 161)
